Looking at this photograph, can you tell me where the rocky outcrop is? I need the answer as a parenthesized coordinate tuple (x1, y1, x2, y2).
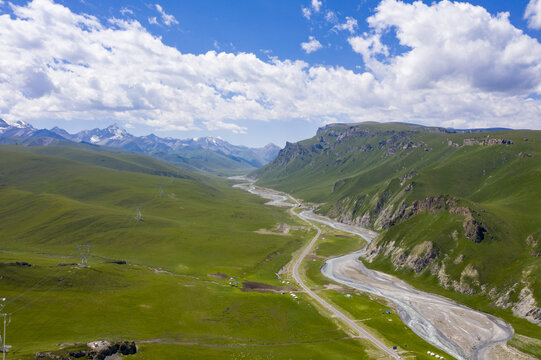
(463, 138, 514, 146)
(512, 287, 541, 325)
(526, 234, 540, 257)
(364, 240, 438, 274)
(35, 341, 137, 360)
(447, 138, 514, 148)
(371, 196, 489, 242)
(274, 142, 309, 165)
(518, 152, 534, 159)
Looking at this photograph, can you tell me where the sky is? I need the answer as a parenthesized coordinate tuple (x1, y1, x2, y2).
(1, 0, 541, 147)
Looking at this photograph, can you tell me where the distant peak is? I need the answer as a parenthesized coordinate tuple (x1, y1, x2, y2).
(13, 120, 32, 129)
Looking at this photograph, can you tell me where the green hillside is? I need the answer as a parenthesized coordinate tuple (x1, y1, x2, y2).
(150, 147, 255, 176)
(0, 145, 383, 359)
(254, 122, 541, 342)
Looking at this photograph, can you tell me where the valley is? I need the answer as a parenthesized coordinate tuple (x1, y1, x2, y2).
(236, 180, 527, 360)
(1, 122, 540, 360)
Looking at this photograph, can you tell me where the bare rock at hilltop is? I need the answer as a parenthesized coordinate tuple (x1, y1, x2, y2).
(462, 218, 487, 243)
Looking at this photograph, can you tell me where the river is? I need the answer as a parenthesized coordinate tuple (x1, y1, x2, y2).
(233, 179, 515, 360)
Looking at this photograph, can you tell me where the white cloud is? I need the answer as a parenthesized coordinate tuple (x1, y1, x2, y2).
(155, 3, 178, 26)
(120, 7, 133, 16)
(311, 0, 322, 13)
(0, 0, 540, 134)
(525, 0, 541, 29)
(148, 16, 158, 25)
(334, 16, 358, 34)
(325, 10, 338, 23)
(301, 36, 323, 54)
(302, 7, 311, 20)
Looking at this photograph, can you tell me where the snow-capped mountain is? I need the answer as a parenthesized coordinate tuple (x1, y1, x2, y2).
(2, 120, 281, 174)
(0, 118, 66, 140)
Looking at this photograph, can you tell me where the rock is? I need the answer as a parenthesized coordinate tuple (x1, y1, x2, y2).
(526, 235, 540, 257)
(464, 138, 514, 146)
(274, 142, 309, 165)
(455, 264, 480, 295)
(68, 350, 87, 358)
(8, 261, 31, 267)
(108, 260, 127, 265)
(463, 218, 487, 243)
(512, 287, 541, 325)
(525, 308, 541, 323)
(119, 341, 137, 355)
(518, 152, 534, 159)
(403, 241, 438, 273)
(453, 254, 464, 264)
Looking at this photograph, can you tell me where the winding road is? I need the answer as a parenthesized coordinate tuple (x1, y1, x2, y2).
(292, 209, 402, 359)
(233, 179, 516, 360)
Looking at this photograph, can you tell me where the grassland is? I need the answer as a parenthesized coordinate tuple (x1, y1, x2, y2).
(0, 145, 383, 359)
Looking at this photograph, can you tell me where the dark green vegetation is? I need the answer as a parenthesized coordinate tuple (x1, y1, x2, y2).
(255, 122, 541, 354)
(0, 145, 377, 359)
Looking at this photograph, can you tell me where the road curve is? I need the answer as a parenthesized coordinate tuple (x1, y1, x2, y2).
(232, 179, 517, 360)
(232, 180, 401, 359)
(290, 208, 402, 360)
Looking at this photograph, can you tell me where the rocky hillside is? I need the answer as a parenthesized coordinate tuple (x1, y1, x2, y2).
(254, 122, 541, 326)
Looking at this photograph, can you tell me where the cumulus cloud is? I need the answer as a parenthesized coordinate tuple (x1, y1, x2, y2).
(0, 0, 540, 133)
(525, 0, 541, 29)
(155, 3, 178, 26)
(334, 16, 358, 33)
(311, 0, 322, 13)
(349, 0, 541, 94)
(301, 36, 323, 53)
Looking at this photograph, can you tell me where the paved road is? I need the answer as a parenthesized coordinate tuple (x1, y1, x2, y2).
(290, 206, 402, 360)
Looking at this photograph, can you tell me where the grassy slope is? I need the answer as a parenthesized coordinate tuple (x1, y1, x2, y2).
(254, 122, 541, 355)
(0, 145, 378, 359)
(150, 148, 256, 177)
(2, 138, 256, 177)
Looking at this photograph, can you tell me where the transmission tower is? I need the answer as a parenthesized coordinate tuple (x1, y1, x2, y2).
(0, 302, 11, 360)
(76, 245, 91, 266)
(135, 205, 144, 221)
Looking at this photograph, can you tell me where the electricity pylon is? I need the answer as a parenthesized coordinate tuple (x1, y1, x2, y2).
(135, 205, 143, 221)
(0, 298, 10, 360)
(76, 245, 91, 266)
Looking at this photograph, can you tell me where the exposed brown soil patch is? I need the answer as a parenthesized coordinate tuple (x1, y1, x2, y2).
(207, 272, 230, 279)
(241, 281, 292, 293)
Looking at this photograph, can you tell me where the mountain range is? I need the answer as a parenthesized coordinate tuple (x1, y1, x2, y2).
(0, 119, 280, 175)
(254, 121, 541, 327)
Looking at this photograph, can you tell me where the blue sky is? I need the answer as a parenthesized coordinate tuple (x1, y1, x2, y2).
(1, 0, 541, 146)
